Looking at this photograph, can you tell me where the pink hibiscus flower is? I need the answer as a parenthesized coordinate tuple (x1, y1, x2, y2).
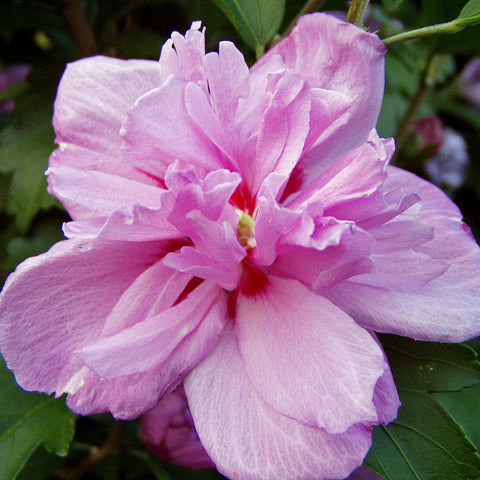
(1, 13, 480, 480)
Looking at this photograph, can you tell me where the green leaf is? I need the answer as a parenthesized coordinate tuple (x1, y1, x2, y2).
(0, 103, 57, 233)
(210, 0, 285, 50)
(16, 447, 63, 480)
(2, 216, 65, 271)
(366, 391, 480, 480)
(420, 0, 464, 25)
(435, 385, 480, 452)
(106, 30, 166, 59)
(380, 334, 480, 392)
(0, 356, 76, 480)
(458, 0, 480, 24)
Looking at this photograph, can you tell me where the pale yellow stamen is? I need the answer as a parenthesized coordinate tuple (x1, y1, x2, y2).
(237, 211, 257, 249)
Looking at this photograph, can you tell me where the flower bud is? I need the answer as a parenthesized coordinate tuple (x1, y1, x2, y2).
(140, 385, 214, 470)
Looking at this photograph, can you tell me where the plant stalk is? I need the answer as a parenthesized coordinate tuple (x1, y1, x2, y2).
(346, 0, 370, 27)
(392, 52, 436, 161)
(55, 420, 126, 480)
(383, 20, 460, 47)
(63, 0, 99, 57)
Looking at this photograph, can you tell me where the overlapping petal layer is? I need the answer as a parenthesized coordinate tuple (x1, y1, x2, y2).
(326, 167, 480, 341)
(185, 326, 374, 480)
(235, 276, 386, 433)
(0, 239, 162, 394)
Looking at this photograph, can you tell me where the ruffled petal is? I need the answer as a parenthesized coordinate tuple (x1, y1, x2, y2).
(185, 326, 373, 480)
(100, 261, 192, 336)
(162, 165, 245, 287)
(64, 365, 180, 419)
(268, 219, 374, 292)
(62, 206, 182, 243)
(53, 56, 161, 157)
(120, 76, 231, 179)
(48, 167, 177, 240)
(47, 166, 164, 217)
(159, 21, 205, 83)
(0, 238, 162, 395)
(242, 71, 311, 196)
(326, 168, 480, 341)
(236, 276, 386, 433)
(78, 281, 227, 377)
(184, 82, 240, 170)
(253, 173, 301, 266)
(67, 285, 227, 419)
(256, 13, 386, 175)
(286, 131, 393, 219)
(164, 164, 241, 228)
(204, 41, 250, 133)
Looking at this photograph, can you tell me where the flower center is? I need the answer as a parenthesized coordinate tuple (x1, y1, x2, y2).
(237, 211, 257, 249)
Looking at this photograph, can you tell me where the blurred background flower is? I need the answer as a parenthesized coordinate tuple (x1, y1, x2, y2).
(0, 61, 29, 112)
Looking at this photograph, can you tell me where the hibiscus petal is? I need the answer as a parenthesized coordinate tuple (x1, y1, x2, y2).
(185, 326, 373, 480)
(373, 364, 401, 425)
(253, 174, 301, 266)
(67, 283, 227, 419)
(243, 71, 311, 196)
(53, 56, 161, 157)
(64, 366, 178, 419)
(47, 166, 163, 217)
(204, 41, 250, 130)
(120, 76, 229, 180)
(79, 281, 227, 377)
(184, 41, 252, 169)
(140, 385, 214, 469)
(236, 276, 386, 433)
(63, 206, 181, 243)
(257, 13, 386, 170)
(234, 54, 285, 144)
(269, 220, 374, 292)
(49, 142, 157, 190)
(163, 244, 241, 290)
(302, 88, 354, 155)
(164, 164, 241, 226)
(367, 220, 434, 253)
(352, 250, 448, 290)
(0, 238, 161, 394)
(326, 168, 480, 341)
(100, 261, 192, 336)
(159, 21, 205, 83)
(287, 131, 392, 221)
(184, 82, 239, 170)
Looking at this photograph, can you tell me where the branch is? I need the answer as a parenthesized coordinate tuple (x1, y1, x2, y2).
(63, 0, 99, 57)
(55, 421, 126, 480)
(383, 20, 461, 47)
(346, 0, 370, 27)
